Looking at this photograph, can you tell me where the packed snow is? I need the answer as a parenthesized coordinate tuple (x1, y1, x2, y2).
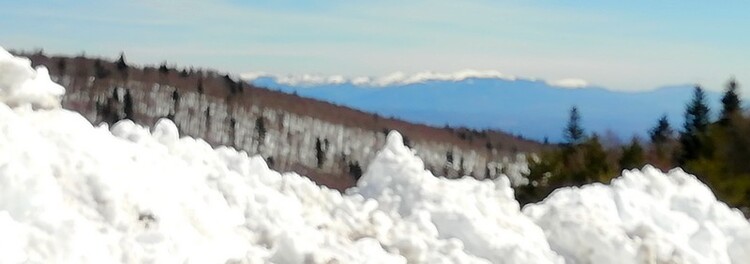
(1, 47, 749, 263)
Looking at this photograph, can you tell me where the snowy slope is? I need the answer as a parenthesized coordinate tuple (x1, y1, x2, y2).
(1, 48, 749, 263)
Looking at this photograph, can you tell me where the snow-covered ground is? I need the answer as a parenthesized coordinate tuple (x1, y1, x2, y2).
(1, 47, 749, 263)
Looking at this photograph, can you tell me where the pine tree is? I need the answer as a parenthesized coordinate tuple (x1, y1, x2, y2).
(115, 52, 128, 72)
(255, 117, 266, 143)
(582, 135, 610, 183)
(159, 62, 169, 75)
(679, 85, 711, 164)
(564, 106, 585, 145)
(720, 78, 741, 125)
(648, 114, 676, 168)
(315, 138, 325, 168)
(123, 89, 134, 120)
(619, 138, 645, 170)
(649, 115, 673, 144)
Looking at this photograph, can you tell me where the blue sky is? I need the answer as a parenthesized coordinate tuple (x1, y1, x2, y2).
(2, 0, 749, 92)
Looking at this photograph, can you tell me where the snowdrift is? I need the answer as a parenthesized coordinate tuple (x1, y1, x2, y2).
(0, 47, 748, 263)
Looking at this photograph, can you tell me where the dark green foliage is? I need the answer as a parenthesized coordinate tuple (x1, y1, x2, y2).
(255, 117, 266, 143)
(402, 135, 413, 148)
(123, 89, 134, 120)
(115, 52, 127, 72)
(229, 117, 237, 144)
(223, 74, 241, 95)
(619, 138, 645, 170)
(158, 62, 169, 75)
(171, 90, 179, 112)
(564, 106, 585, 145)
(522, 79, 750, 213)
(648, 115, 677, 169)
(650, 115, 673, 145)
(348, 161, 363, 181)
(315, 138, 326, 168)
(720, 78, 741, 126)
(679, 86, 711, 165)
(205, 106, 211, 132)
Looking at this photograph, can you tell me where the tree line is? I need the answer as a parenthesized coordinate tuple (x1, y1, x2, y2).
(519, 79, 750, 213)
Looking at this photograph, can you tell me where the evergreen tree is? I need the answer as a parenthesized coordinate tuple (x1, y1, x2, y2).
(582, 135, 610, 183)
(720, 78, 741, 125)
(679, 85, 711, 164)
(564, 106, 585, 145)
(123, 89, 134, 120)
(315, 138, 326, 168)
(648, 114, 676, 168)
(115, 52, 128, 72)
(619, 138, 645, 170)
(255, 117, 266, 143)
(158, 62, 169, 75)
(649, 115, 673, 144)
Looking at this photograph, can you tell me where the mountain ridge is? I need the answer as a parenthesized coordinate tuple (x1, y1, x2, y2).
(250, 76, 723, 142)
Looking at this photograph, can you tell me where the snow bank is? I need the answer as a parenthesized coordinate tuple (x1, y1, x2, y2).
(524, 166, 750, 264)
(0, 48, 64, 109)
(1, 47, 748, 263)
(355, 132, 562, 263)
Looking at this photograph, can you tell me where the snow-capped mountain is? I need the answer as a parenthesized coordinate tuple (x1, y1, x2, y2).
(248, 73, 722, 142)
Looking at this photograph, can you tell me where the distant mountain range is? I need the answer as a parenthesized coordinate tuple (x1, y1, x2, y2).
(248, 75, 722, 142)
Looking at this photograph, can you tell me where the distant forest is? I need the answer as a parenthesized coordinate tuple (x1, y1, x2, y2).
(520, 79, 750, 215)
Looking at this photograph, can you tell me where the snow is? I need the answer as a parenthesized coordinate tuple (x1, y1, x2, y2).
(1, 47, 749, 263)
(241, 69, 517, 87)
(0, 48, 64, 109)
(524, 166, 750, 264)
(546, 78, 589, 88)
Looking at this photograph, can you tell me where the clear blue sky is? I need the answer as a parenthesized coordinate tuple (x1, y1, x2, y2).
(2, 0, 749, 92)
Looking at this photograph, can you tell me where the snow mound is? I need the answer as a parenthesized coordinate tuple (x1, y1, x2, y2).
(524, 166, 750, 264)
(0, 47, 65, 109)
(355, 132, 562, 263)
(1, 47, 748, 263)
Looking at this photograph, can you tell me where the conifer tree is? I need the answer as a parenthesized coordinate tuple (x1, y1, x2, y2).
(123, 89, 134, 120)
(582, 135, 610, 183)
(564, 106, 585, 145)
(679, 85, 711, 164)
(115, 52, 128, 72)
(720, 78, 741, 125)
(619, 138, 645, 170)
(649, 115, 673, 144)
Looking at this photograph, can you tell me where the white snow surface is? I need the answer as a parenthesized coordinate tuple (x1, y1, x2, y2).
(0, 48, 64, 109)
(241, 70, 518, 87)
(1, 48, 749, 263)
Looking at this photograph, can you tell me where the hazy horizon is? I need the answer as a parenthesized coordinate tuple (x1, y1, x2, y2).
(3, 0, 749, 93)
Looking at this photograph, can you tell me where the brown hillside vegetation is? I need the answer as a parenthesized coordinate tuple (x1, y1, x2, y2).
(19, 50, 546, 190)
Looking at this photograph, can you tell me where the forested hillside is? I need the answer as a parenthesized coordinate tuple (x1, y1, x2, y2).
(19, 50, 545, 190)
